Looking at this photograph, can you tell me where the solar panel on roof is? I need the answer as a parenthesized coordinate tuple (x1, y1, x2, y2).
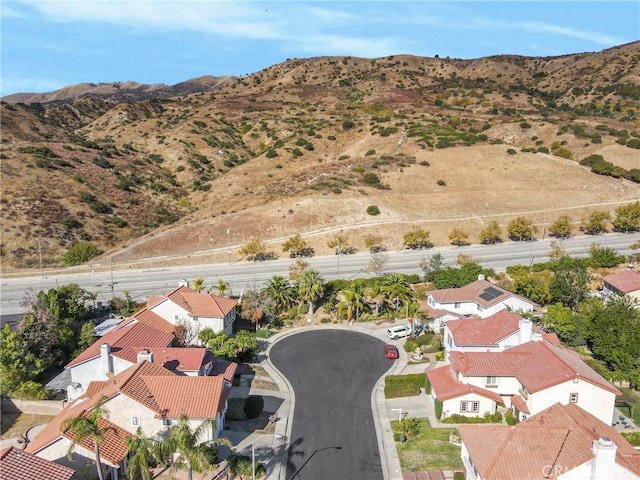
(479, 286, 503, 301)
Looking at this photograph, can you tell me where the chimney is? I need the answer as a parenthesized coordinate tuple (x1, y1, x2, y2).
(178, 278, 190, 288)
(100, 343, 113, 375)
(478, 274, 485, 281)
(137, 348, 154, 363)
(518, 319, 533, 344)
(591, 437, 617, 480)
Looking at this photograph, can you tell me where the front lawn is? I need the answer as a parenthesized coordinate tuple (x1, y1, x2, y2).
(392, 418, 464, 471)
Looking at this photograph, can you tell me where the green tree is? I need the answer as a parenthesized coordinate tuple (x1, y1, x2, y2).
(507, 216, 537, 241)
(296, 268, 325, 316)
(158, 414, 224, 480)
(540, 303, 581, 344)
(191, 277, 206, 292)
(448, 228, 470, 246)
(109, 291, 139, 317)
(612, 201, 640, 232)
(580, 210, 610, 235)
(478, 220, 502, 244)
(337, 281, 366, 322)
(125, 429, 158, 480)
(62, 396, 112, 480)
(549, 256, 590, 311)
(403, 227, 433, 250)
(589, 243, 626, 268)
(548, 215, 574, 239)
(263, 275, 295, 316)
(381, 274, 414, 313)
(238, 239, 274, 261)
(75, 321, 96, 356)
(0, 325, 45, 396)
(212, 279, 231, 296)
(61, 241, 103, 266)
(512, 271, 552, 306)
(418, 253, 445, 282)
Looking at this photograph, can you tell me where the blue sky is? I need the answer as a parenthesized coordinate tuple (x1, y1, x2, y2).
(1, 1, 638, 97)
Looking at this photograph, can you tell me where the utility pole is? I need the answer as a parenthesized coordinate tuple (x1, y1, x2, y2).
(37, 237, 44, 278)
(226, 228, 231, 265)
(110, 255, 115, 299)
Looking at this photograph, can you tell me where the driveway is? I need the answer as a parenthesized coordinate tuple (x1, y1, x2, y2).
(269, 329, 394, 480)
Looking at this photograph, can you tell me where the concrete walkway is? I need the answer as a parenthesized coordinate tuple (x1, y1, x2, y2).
(231, 320, 437, 480)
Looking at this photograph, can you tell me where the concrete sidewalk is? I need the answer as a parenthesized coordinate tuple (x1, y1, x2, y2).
(231, 321, 434, 480)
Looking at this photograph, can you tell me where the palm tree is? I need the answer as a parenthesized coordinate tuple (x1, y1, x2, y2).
(337, 281, 366, 322)
(125, 428, 158, 480)
(381, 274, 413, 313)
(366, 282, 387, 318)
(212, 279, 231, 296)
(158, 414, 228, 480)
(61, 395, 112, 480)
(191, 277, 206, 293)
(263, 275, 295, 316)
(296, 268, 325, 316)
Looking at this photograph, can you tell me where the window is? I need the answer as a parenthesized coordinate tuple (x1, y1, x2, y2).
(174, 314, 179, 321)
(570, 393, 578, 403)
(454, 302, 461, 308)
(447, 335, 453, 347)
(192, 316, 199, 322)
(460, 401, 480, 413)
(162, 419, 172, 427)
(573, 378, 579, 384)
(521, 413, 529, 420)
(131, 416, 140, 426)
(428, 297, 435, 306)
(486, 376, 497, 386)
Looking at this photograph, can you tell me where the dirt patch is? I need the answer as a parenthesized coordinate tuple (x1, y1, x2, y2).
(1, 413, 54, 440)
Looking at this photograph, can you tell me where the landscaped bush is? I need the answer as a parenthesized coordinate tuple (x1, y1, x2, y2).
(384, 374, 425, 398)
(228, 453, 265, 478)
(505, 410, 519, 426)
(244, 395, 265, 419)
(441, 412, 502, 424)
(622, 431, 640, 446)
(225, 398, 246, 420)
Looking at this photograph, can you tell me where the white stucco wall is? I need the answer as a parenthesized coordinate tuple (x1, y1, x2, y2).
(441, 392, 497, 419)
(68, 355, 136, 401)
(527, 380, 617, 425)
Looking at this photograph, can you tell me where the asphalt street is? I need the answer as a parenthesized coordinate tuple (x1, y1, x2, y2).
(269, 330, 394, 480)
(1, 232, 637, 320)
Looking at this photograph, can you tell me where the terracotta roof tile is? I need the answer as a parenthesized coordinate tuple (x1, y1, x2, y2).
(427, 365, 503, 404)
(450, 341, 620, 395)
(510, 394, 529, 414)
(24, 394, 132, 467)
(603, 269, 640, 293)
(459, 403, 640, 479)
(1, 446, 76, 480)
(209, 357, 238, 384)
(159, 285, 237, 317)
(144, 347, 209, 372)
(141, 375, 225, 418)
(131, 308, 175, 334)
(447, 310, 558, 347)
(428, 279, 533, 308)
(66, 322, 173, 368)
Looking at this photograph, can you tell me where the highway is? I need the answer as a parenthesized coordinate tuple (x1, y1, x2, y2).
(1, 232, 637, 318)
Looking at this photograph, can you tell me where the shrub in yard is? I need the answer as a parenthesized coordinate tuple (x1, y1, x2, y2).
(442, 412, 502, 424)
(622, 431, 640, 446)
(228, 453, 265, 478)
(505, 410, 519, 426)
(366, 205, 381, 216)
(244, 395, 265, 419)
(384, 374, 425, 398)
(225, 398, 246, 420)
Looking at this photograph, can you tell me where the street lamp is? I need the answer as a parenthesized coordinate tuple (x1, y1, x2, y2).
(252, 433, 283, 480)
(226, 227, 231, 265)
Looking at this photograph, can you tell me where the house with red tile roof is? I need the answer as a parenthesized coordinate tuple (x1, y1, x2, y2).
(603, 268, 640, 301)
(0, 446, 76, 480)
(65, 320, 175, 401)
(24, 392, 132, 480)
(458, 402, 640, 480)
(443, 310, 560, 356)
(422, 277, 537, 331)
(147, 285, 238, 342)
(427, 340, 620, 424)
(27, 359, 236, 479)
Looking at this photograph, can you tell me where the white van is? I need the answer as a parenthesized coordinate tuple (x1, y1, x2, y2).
(387, 325, 411, 339)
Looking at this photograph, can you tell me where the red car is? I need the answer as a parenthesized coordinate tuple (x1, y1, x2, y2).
(384, 344, 399, 359)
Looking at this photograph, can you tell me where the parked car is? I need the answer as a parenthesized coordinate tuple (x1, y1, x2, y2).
(384, 344, 399, 359)
(387, 325, 411, 339)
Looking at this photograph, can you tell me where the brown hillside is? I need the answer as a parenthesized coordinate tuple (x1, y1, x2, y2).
(1, 44, 639, 272)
